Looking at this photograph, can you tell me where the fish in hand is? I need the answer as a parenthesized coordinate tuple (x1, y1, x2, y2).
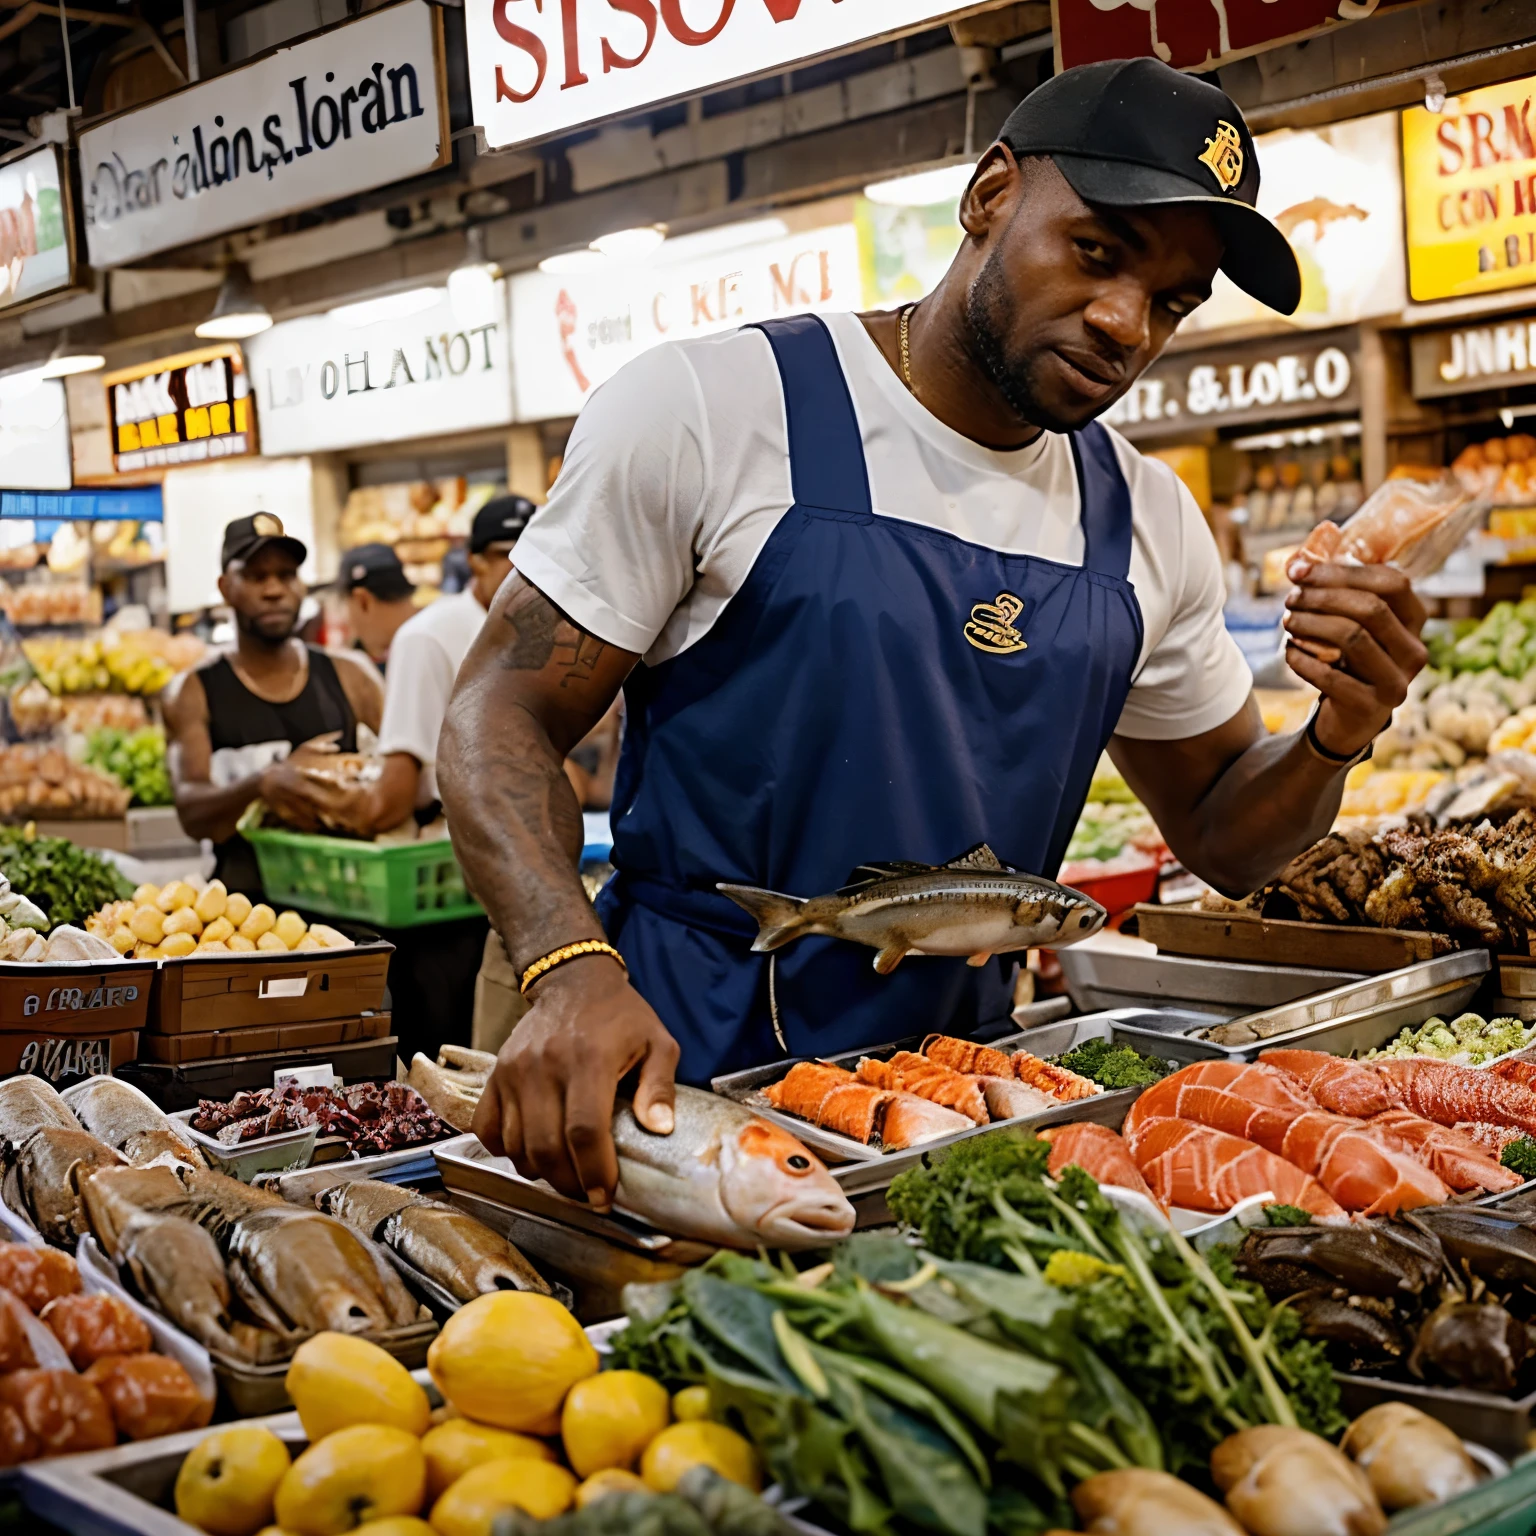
(718, 842, 1105, 974)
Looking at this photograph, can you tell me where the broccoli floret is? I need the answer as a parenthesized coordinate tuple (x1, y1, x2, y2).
(1501, 1138, 1536, 1181)
(1053, 1038, 1170, 1090)
(1264, 1204, 1314, 1227)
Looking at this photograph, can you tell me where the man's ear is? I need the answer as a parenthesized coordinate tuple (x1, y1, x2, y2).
(216, 572, 233, 606)
(960, 144, 1019, 239)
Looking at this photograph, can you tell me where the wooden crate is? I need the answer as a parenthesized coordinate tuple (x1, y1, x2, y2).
(118, 1035, 400, 1111)
(147, 933, 391, 1035)
(0, 958, 153, 1082)
(139, 1010, 391, 1064)
(1132, 905, 1453, 973)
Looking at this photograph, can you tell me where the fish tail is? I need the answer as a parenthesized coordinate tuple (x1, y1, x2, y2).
(716, 883, 812, 951)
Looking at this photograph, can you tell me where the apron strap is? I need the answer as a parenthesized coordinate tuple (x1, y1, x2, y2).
(1070, 420, 1135, 581)
(750, 316, 872, 516)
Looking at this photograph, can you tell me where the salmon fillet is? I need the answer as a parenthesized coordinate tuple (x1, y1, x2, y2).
(1491, 1059, 1536, 1092)
(766, 1063, 854, 1122)
(1123, 1061, 1315, 1152)
(857, 1053, 988, 1125)
(880, 1094, 972, 1150)
(1041, 1123, 1163, 1211)
(1366, 1109, 1521, 1193)
(980, 1076, 1056, 1121)
(1274, 1110, 1449, 1215)
(922, 1035, 1013, 1078)
(1131, 1117, 1345, 1219)
(1453, 1120, 1527, 1157)
(814, 1084, 894, 1144)
(1373, 1058, 1536, 1134)
(1010, 1050, 1098, 1102)
(1260, 1050, 1401, 1118)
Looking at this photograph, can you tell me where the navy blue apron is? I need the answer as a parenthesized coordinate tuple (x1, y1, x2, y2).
(594, 315, 1145, 1085)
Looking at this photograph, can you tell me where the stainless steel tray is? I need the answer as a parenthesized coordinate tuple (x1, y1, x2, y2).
(1334, 1374, 1536, 1464)
(1058, 938, 1363, 1016)
(1113, 951, 1491, 1061)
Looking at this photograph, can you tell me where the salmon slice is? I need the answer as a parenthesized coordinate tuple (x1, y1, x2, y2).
(1491, 1059, 1536, 1092)
(857, 1052, 988, 1125)
(814, 1084, 894, 1144)
(922, 1035, 1013, 1079)
(1260, 1050, 1400, 1118)
(980, 1076, 1056, 1121)
(1366, 1109, 1521, 1193)
(1299, 520, 1343, 562)
(766, 1062, 854, 1121)
(1123, 1060, 1315, 1151)
(1373, 1058, 1536, 1135)
(880, 1094, 973, 1150)
(1010, 1050, 1099, 1102)
(1041, 1122, 1164, 1212)
(1453, 1120, 1527, 1157)
(1336, 484, 1467, 565)
(1275, 1110, 1449, 1215)
(1131, 1117, 1344, 1219)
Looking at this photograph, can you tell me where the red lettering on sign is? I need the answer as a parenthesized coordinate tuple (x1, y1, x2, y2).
(1437, 118, 1464, 176)
(1506, 100, 1536, 165)
(661, 0, 735, 46)
(762, 0, 805, 18)
(560, 0, 589, 87)
(602, 0, 657, 70)
(493, 0, 548, 102)
(1470, 112, 1499, 169)
(690, 282, 717, 324)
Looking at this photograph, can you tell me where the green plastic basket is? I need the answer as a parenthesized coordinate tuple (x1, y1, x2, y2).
(241, 823, 481, 928)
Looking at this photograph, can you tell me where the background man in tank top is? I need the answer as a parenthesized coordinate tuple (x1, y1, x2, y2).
(162, 514, 384, 899)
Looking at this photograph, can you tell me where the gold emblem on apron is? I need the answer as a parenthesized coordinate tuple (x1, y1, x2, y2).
(965, 592, 1027, 655)
(1197, 121, 1245, 192)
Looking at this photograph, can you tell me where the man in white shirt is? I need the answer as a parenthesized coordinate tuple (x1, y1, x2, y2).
(440, 61, 1429, 1211)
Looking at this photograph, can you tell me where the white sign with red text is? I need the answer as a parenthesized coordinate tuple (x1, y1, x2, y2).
(509, 220, 860, 420)
(469, 0, 976, 152)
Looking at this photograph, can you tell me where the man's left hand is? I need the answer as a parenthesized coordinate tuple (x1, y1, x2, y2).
(1282, 558, 1428, 757)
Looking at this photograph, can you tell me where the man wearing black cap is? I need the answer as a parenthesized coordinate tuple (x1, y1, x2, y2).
(442, 62, 1430, 1210)
(163, 514, 384, 897)
(340, 544, 417, 675)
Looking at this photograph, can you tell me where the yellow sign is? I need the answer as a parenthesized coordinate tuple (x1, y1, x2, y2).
(102, 344, 256, 474)
(964, 593, 1027, 656)
(1197, 121, 1245, 193)
(1403, 76, 1536, 302)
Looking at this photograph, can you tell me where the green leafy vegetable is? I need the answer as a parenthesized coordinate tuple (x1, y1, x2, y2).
(0, 827, 131, 926)
(1263, 1204, 1314, 1227)
(1501, 1137, 1536, 1181)
(81, 726, 172, 808)
(1051, 1038, 1170, 1090)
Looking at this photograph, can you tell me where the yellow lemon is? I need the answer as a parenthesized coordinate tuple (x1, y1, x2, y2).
(671, 1387, 711, 1423)
(258, 931, 289, 952)
(349, 1523, 434, 1536)
(175, 1425, 293, 1536)
(420, 1419, 555, 1501)
(286, 1333, 432, 1443)
(157, 880, 197, 913)
(575, 1469, 648, 1509)
(427, 1293, 597, 1434)
(164, 906, 203, 937)
(241, 904, 277, 939)
(132, 882, 160, 906)
(274, 910, 308, 947)
(274, 1425, 426, 1536)
(229, 934, 258, 952)
(640, 1423, 759, 1495)
(226, 892, 254, 928)
(428, 1459, 575, 1536)
(129, 906, 165, 945)
(160, 932, 198, 958)
(198, 940, 231, 953)
(195, 880, 228, 924)
(202, 916, 235, 944)
(108, 925, 135, 954)
(561, 1371, 670, 1479)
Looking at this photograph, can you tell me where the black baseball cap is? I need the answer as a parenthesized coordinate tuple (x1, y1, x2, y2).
(469, 494, 537, 555)
(221, 512, 307, 570)
(998, 58, 1301, 315)
(339, 543, 414, 601)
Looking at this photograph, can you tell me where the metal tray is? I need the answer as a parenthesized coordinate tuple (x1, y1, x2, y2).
(1058, 936, 1364, 1017)
(169, 1107, 319, 1181)
(1112, 950, 1491, 1060)
(255, 1145, 446, 1203)
(1335, 1373, 1536, 1464)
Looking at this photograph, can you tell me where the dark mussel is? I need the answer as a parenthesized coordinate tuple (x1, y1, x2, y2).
(1236, 1221, 1443, 1301)
(1407, 1206, 1536, 1290)
(1289, 1293, 1409, 1369)
(1409, 1297, 1530, 1393)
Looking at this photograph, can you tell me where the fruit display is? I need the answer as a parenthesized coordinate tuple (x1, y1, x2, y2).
(86, 876, 356, 959)
(22, 628, 204, 697)
(0, 582, 101, 627)
(1336, 767, 1448, 821)
(8, 681, 148, 739)
(0, 744, 129, 820)
(1452, 432, 1536, 504)
(81, 725, 172, 807)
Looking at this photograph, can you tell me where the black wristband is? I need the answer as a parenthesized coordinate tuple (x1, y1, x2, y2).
(1304, 708, 1368, 767)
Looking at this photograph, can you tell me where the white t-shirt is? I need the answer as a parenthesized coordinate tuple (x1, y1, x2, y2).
(513, 312, 1252, 742)
(377, 590, 487, 800)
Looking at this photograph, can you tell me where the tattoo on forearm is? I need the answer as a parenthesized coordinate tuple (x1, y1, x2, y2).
(500, 592, 608, 688)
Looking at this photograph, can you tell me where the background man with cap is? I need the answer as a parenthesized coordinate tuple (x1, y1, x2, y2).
(162, 514, 384, 899)
(441, 61, 1430, 1211)
(340, 544, 417, 675)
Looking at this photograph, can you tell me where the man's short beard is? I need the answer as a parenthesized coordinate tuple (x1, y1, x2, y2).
(235, 610, 295, 649)
(962, 240, 1065, 432)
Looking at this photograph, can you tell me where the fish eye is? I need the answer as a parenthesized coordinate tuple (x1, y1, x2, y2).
(787, 1154, 811, 1171)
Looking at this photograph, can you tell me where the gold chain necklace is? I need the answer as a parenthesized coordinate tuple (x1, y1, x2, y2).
(898, 302, 918, 394)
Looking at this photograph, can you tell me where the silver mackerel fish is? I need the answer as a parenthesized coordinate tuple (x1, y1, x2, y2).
(718, 843, 1106, 974)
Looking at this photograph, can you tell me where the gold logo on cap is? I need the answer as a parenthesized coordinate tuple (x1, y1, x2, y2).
(252, 513, 282, 536)
(1198, 121, 1245, 192)
(965, 592, 1027, 655)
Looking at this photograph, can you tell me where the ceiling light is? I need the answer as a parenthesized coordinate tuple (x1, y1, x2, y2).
(863, 163, 975, 207)
(590, 225, 666, 259)
(659, 218, 790, 261)
(538, 249, 607, 276)
(328, 287, 443, 328)
(195, 263, 273, 340)
(448, 226, 501, 329)
(39, 334, 104, 378)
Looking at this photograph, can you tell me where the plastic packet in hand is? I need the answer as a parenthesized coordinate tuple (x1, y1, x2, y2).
(1297, 475, 1485, 583)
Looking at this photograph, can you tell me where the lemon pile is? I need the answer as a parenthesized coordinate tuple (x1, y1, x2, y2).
(174, 1296, 759, 1536)
(86, 878, 354, 961)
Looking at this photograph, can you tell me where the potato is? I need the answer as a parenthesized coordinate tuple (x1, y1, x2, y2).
(163, 907, 203, 938)
(239, 904, 276, 940)
(134, 941, 163, 960)
(159, 932, 197, 958)
(129, 907, 165, 945)
(131, 883, 160, 906)
(294, 934, 324, 952)
(308, 924, 353, 950)
(224, 892, 253, 928)
(256, 931, 288, 952)
(108, 926, 135, 955)
(196, 939, 230, 953)
(201, 916, 235, 945)
(273, 911, 307, 948)
(193, 881, 228, 924)
(155, 881, 196, 913)
(227, 934, 257, 953)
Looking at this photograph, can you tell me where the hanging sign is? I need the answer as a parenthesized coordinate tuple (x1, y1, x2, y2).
(469, 0, 982, 153)
(245, 283, 513, 454)
(103, 346, 256, 474)
(1100, 330, 1358, 440)
(1402, 74, 1536, 304)
(78, 1, 448, 268)
(1052, 0, 1421, 73)
(1410, 315, 1536, 399)
(509, 218, 860, 420)
(0, 145, 83, 317)
(0, 380, 71, 491)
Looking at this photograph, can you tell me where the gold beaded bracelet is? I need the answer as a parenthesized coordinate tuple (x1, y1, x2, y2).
(519, 939, 627, 995)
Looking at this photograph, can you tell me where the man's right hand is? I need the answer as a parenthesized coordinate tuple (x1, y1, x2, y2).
(472, 953, 680, 1211)
(258, 755, 328, 832)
